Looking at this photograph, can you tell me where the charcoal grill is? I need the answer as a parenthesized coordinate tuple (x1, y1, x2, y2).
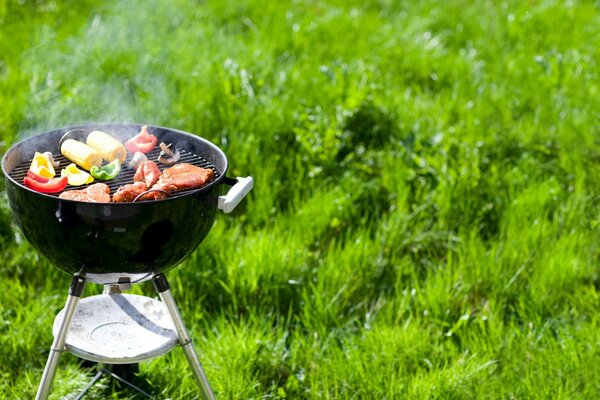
(1, 123, 253, 399)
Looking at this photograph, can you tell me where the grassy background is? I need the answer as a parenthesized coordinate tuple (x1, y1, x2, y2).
(1, 0, 600, 398)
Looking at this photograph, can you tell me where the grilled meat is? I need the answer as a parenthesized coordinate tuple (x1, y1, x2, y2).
(113, 160, 163, 202)
(137, 189, 169, 201)
(152, 163, 214, 193)
(113, 162, 212, 202)
(59, 183, 111, 203)
(112, 181, 168, 202)
(133, 160, 161, 188)
(112, 182, 148, 202)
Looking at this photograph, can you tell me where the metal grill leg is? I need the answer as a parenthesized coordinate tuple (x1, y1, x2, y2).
(35, 276, 86, 400)
(153, 274, 216, 400)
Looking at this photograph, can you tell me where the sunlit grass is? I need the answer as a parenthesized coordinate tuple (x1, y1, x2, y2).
(1, 0, 600, 398)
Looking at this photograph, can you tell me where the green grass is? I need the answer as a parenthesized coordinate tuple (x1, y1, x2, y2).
(1, 0, 600, 398)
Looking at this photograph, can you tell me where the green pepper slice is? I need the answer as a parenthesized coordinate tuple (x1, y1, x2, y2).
(90, 159, 121, 180)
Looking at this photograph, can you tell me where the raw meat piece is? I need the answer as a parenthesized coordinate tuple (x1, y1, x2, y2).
(112, 182, 168, 202)
(59, 183, 111, 203)
(152, 163, 214, 193)
(112, 182, 148, 203)
(133, 160, 161, 188)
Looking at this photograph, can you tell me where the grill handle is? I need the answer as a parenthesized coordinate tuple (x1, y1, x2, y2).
(218, 176, 253, 213)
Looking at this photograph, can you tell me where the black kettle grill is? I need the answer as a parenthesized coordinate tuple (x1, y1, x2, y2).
(1, 123, 253, 399)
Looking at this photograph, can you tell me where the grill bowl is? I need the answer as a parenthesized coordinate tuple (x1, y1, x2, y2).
(2, 123, 231, 284)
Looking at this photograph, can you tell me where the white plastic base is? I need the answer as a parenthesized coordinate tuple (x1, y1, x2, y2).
(53, 293, 177, 364)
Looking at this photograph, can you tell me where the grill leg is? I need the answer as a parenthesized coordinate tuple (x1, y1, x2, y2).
(35, 276, 86, 400)
(153, 273, 216, 400)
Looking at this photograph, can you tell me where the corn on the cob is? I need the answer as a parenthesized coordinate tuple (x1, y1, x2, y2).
(86, 130, 127, 164)
(60, 139, 103, 171)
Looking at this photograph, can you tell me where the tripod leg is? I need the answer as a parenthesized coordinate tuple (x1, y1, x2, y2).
(153, 274, 216, 400)
(35, 276, 86, 400)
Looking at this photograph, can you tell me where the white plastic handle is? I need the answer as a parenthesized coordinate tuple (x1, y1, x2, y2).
(218, 176, 253, 213)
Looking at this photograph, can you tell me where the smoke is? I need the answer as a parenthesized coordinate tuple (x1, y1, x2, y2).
(8, 0, 269, 166)
(16, 0, 192, 141)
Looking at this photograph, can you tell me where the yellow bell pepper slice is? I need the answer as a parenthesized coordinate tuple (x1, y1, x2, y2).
(29, 152, 56, 178)
(60, 163, 94, 186)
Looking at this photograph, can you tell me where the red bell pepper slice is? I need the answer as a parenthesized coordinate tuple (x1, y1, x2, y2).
(26, 170, 50, 183)
(23, 174, 68, 194)
(124, 126, 158, 154)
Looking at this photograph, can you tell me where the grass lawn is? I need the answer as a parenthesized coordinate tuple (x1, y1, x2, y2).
(1, 0, 600, 398)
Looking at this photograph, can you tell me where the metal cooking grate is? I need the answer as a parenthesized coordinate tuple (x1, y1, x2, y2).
(8, 147, 220, 200)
